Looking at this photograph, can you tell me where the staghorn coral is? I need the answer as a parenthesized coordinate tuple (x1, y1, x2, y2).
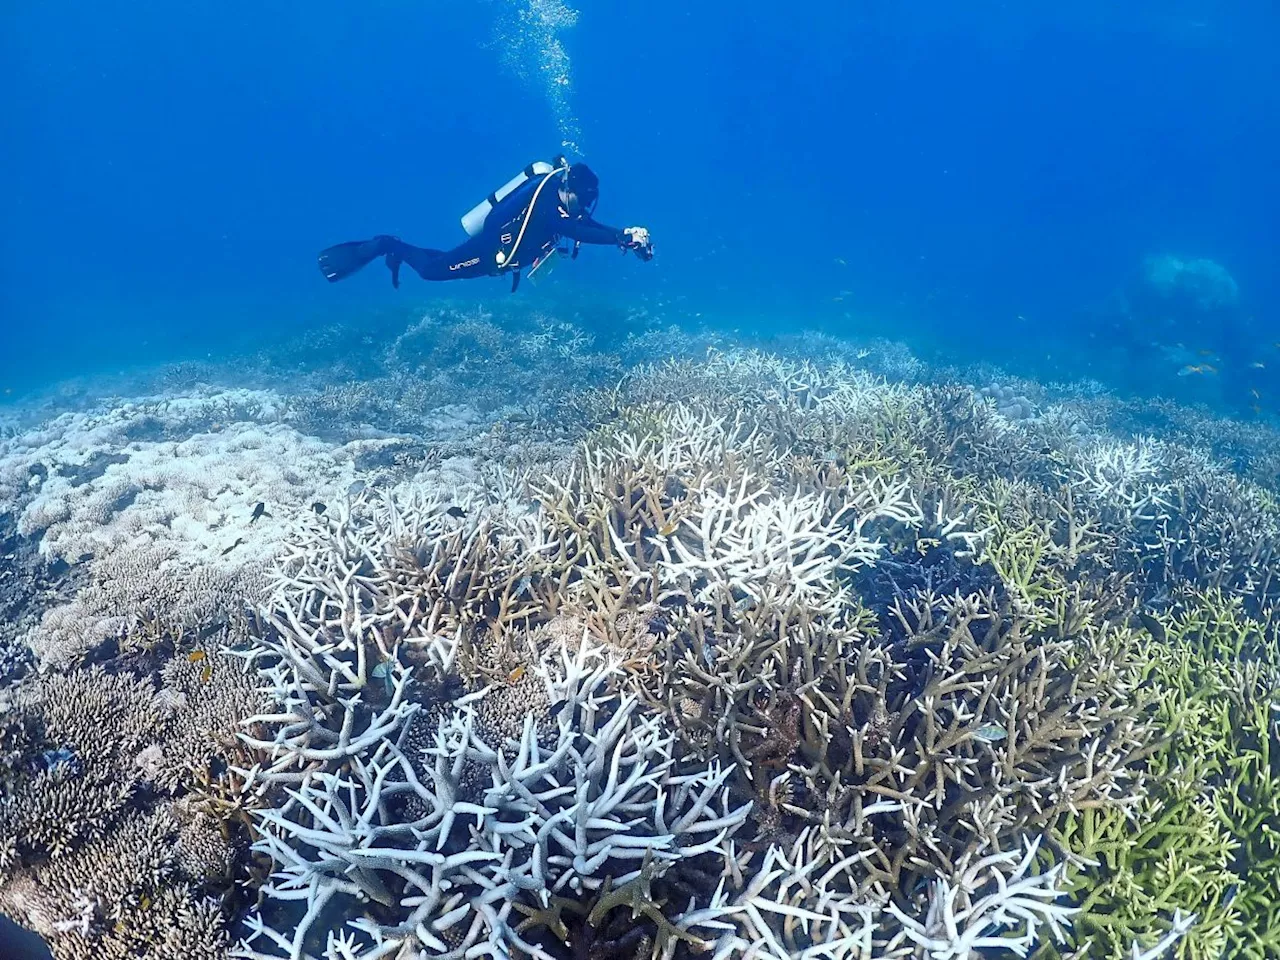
(223, 377, 1133, 959)
(234, 626, 751, 960)
(1041, 591, 1280, 960)
(11, 334, 1280, 959)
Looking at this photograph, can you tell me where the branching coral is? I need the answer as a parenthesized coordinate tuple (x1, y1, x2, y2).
(0, 647, 272, 959)
(234, 633, 750, 960)
(10, 333, 1280, 960)
(1042, 592, 1280, 960)
(0, 805, 231, 960)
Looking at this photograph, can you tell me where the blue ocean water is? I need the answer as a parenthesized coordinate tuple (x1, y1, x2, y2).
(3, 1, 1278, 407)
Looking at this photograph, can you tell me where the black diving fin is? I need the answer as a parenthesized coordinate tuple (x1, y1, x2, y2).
(318, 238, 389, 283)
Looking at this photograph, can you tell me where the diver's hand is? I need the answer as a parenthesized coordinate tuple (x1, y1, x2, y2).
(623, 226, 654, 261)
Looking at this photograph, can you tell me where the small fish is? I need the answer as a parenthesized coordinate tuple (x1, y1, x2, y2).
(347, 480, 367, 497)
(220, 537, 245, 557)
(141, 894, 152, 910)
(1138, 610, 1167, 644)
(514, 575, 533, 598)
(446, 505, 467, 519)
(250, 501, 269, 524)
(188, 650, 206, 663)
(311, 502, 327, 515)
(1251, 361, 1267, 369)
(371, 662, 391, 679)
(972, 723, 1008, 743)
(834, 257, 847, 266)
(1197, 349, 1217, 358)
(508, 664, 526, 683)
(200, 664, 213, 682)
(1253, 404, 1264, 415)
(1251, 388, 1262, 399)
(1178, 363, 1218, 376)
(657, 520, 679, 537)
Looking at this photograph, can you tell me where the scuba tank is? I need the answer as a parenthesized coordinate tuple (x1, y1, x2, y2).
(460, 156, 568, 237)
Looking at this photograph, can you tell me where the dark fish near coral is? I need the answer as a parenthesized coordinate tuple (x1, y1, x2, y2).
(1137, 610, 1167, 644)
(250, 501, 269, 524)
(312, 502, 327, 515)
(446, 505, 467, 519)
(348, 480, 367, 497)
(221, 537, 245, 556)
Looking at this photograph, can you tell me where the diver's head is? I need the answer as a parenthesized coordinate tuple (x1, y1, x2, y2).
(561, 163, 599, 215)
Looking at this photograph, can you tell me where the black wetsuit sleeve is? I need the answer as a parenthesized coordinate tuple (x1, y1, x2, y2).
(557, 213, 626, 246)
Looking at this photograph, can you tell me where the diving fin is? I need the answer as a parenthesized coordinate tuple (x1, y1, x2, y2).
(318, 238, 390, 283)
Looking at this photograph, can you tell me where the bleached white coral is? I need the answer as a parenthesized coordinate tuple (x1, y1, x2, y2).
(1, 387, 414, 668)
(234, 636, 751, 960)
(1073, 436, 1169, 515)
(653, 474, 920, 612)
(885, 837, 1076, 959)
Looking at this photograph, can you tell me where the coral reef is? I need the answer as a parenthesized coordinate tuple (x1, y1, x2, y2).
(5, 311, 1280, 959)
(1142, 254, 1240, 312)
(0, 649, 271, 960)
(218, 353, 1153, 958)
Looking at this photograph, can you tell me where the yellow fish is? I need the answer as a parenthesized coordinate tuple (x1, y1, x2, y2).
(508, 665, 526, 683)
(188, 650, 206, 663)
(1178, 363, 1217, 376)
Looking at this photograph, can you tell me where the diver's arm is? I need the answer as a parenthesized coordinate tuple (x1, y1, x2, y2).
(557, 211, 627, 246)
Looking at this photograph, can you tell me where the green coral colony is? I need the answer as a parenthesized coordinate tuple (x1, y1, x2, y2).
(0, 314, 1277, 960)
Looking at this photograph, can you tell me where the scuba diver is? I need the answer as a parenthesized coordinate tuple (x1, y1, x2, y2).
(318, 157, 654, 293)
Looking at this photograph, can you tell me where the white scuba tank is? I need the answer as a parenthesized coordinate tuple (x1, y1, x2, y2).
(460, 161, 562, 237)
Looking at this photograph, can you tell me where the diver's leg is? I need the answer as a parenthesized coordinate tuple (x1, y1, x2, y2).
(390, 234, 493, 282)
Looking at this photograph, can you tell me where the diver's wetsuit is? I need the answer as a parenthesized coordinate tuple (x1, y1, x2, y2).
(384, 180, 628, 284)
